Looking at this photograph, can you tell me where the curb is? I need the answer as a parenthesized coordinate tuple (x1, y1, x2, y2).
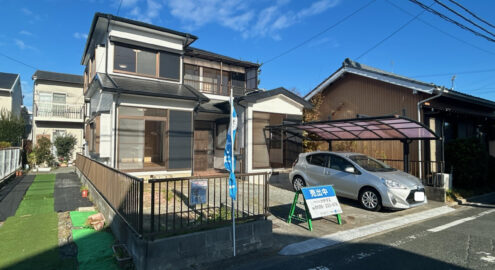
(279, 205, 456, 256)
(448, 191, 495, 206)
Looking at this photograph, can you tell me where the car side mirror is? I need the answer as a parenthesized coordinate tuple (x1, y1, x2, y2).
(345, 167, 355, 174)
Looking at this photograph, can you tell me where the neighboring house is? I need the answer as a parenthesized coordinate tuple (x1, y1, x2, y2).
(32, 70, 84, 161)
(81, 13, 311, 177)
(305, 58, 495, 175)
(0, 72, 23, 117)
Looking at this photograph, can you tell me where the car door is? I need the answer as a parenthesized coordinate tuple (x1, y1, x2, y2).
(304, 153, 328, 186)
(325, 154, 360, 198)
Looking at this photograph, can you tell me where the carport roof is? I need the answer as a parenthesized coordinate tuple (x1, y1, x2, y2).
(266, 115, 438, 141)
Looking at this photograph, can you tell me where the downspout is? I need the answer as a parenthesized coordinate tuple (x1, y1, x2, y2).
(103, 15, 119, 168)
(417, 87, 443, 179)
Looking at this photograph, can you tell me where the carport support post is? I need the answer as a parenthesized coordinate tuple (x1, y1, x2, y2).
(327, 140, 332, 151)
(402, 140, 410, 173)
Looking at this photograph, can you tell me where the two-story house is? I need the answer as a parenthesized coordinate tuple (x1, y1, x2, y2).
(82, 13, 311, 177)
(0, 72, 23, 118)
(32, 70, 84, 161)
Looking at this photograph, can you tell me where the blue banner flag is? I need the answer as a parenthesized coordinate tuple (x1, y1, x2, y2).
(224, 99, 237, 200)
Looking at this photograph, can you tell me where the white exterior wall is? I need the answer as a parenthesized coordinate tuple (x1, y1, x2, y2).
(245, 94, 304, 173)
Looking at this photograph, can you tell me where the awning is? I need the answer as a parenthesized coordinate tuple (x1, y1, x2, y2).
(266, 115, 439, 141)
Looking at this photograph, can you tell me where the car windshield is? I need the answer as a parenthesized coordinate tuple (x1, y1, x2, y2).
(349, 155, 396, 172)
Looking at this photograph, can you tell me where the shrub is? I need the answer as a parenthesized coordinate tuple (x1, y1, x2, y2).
(0, 110, 25, 146)
(0, 141, 12, 149)
(53, 134, 77, 162)
(33, 137, 54, 166)
(445, 137, 493, 189)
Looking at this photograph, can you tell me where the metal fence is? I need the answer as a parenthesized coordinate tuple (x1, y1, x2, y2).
(379, 159, 446, 186)
(147, 173, 270, 238)
(0, 147, 22, 182)
(35, 103, 84, 120)
(75, 154, 144, 235)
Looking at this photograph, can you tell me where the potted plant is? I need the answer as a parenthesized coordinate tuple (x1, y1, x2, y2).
(112, 243, 132, 268)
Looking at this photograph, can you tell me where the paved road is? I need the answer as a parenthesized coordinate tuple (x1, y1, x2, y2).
(216, 198, 495, 270)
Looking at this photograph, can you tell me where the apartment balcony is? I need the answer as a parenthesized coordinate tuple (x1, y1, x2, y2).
(34, 103, 84, 123)
(183, 78, 248, 97)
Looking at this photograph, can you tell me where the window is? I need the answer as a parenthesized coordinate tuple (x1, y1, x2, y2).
(114, 45, 136, 72)
(159, 51, 180, 80)
(307, 154, 328, 167)
(329, 154, 355, 172)
(117, 106, 168, 170)
(136, 50, 156, 76)
(114, 43, 180, 80)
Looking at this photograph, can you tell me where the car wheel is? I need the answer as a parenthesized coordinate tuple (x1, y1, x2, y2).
(292, 176, 306, 191)
(359, 188, 382, 211)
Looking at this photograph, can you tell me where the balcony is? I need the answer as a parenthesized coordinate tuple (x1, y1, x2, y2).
(183, 78, 247, 97)
(34, 103, 84, 122)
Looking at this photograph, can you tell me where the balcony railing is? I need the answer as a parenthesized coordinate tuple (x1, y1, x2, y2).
(34, 103, 84, 120)
(184, 78, 247, 96)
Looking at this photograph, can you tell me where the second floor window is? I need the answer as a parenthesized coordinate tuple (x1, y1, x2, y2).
(114, 43, 180, 81)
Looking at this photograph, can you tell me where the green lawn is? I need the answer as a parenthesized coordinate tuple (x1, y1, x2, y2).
(0, 174, 76, 270)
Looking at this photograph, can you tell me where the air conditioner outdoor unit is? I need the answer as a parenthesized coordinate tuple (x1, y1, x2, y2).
(433, 173, 452, 189)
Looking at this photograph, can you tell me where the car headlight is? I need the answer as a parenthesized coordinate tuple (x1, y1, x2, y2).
(381, 178, 407, 189)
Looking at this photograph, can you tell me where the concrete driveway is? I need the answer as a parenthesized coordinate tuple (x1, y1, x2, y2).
(268, 172, 447, 252)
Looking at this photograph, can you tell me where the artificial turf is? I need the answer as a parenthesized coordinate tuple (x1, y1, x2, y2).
(0, 174, 77, 270)
(69, 211, 119, 270)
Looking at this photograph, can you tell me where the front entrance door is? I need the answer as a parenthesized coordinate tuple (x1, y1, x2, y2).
(194, 129, 214, 171)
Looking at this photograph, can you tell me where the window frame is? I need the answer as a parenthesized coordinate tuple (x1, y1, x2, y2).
(328, 154, 360, 174)
(113, 42, 180, 81)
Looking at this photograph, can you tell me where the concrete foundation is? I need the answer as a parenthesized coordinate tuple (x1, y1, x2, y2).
(425, 186, 446, 202)
(75, 168, 273, 270)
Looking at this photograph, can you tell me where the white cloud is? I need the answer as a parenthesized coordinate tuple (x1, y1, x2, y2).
(73, 32, 88, 39)
(121, 0, 163, 24)
(21, 8, 32, 15)
(19, 30, 33, 36)
(168, 0, 340, 40)
(14, 39, 36, 50)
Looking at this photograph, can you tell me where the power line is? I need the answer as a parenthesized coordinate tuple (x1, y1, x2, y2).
(355, 3, 429, 60)
(433, 0, 495, 38)
(410, 68, 495, 78)
(408, 0, 495, 42)
(116, 0, 123, 16)
(262, 0, 377, 66)
(447, 0, 495, 29)
(386, 0, 495, 56)
(0, 52, 38, 70)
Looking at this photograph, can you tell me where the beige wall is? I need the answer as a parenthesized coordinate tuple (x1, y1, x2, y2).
(315, 73, 428, 171)
(32, 80, 84, 162)
(0, 94, 12, 113)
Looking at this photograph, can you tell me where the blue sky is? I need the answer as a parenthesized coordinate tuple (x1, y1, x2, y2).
(1, 0, 495, 111)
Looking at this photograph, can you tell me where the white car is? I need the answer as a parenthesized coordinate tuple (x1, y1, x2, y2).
(289, 151, 427, 211)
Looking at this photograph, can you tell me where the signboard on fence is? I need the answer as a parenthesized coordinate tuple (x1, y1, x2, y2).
(301, 185, 342, 219)
(190, 179, 208, 205)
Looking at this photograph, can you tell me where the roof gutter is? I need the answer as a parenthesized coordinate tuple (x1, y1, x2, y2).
(417, 87, 443, 179)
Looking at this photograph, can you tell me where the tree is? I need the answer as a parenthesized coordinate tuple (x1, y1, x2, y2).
(0, 110, 25, 146)
(302, 92, 325, 152)
(53, 134, 77, 162)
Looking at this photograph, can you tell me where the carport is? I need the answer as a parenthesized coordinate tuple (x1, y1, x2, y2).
(265, 115, 440, 173)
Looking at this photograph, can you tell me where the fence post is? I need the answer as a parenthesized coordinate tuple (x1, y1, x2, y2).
(150, 181, 155, 233)
(139, 180, 144, 235)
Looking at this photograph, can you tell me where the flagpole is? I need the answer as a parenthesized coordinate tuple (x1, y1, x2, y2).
(230, 88, 236, 257)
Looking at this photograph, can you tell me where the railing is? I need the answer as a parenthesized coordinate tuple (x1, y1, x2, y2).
(0, 147, 22, 182)
(34, 103, 84, 120)
(75, 154, 144, 236)
(183, 78, 247, 96)
(147, 173, 270, 237)
(379, 159, 446, 187)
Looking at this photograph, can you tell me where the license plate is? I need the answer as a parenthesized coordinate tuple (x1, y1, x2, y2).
(414, 191, 425, 202)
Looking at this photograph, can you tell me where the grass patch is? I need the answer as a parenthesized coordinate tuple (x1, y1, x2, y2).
(0, 174, 77, 270)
